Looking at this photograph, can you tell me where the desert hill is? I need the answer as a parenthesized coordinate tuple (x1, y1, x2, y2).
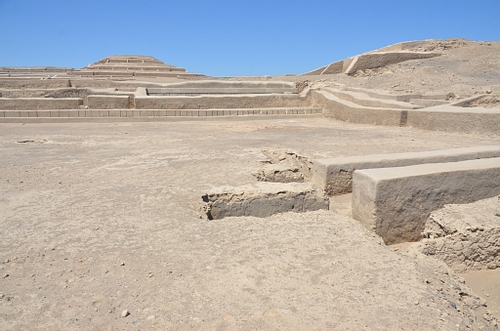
(297, 38, 500, 102)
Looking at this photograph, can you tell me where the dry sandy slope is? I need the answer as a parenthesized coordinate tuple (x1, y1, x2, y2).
(1, 118, 499, 330)
(290, 39, 500, 101)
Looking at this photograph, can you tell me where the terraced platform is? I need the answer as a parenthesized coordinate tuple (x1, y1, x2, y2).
(310, 86, 500, 135)
(70, 55, 203, 78)
(0, 107, 322, 123)
(0, 74, 499, 136)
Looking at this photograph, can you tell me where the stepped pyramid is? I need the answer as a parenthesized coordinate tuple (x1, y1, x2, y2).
(71, 55, 204, 78)
(0, 66, 73, 78)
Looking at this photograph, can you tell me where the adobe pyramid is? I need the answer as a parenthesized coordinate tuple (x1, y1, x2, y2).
(72, 55, 203, 78)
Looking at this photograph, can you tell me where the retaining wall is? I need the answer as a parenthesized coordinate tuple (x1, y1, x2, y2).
(310, 90, 404, 126)
(312, 146, 500, 195)
(86, 95, 132, 109)
(352, 157, 500, 244)
(406, 106, 500, 135)
(135, 94, 308, 109)
(0, 98, 82, 110)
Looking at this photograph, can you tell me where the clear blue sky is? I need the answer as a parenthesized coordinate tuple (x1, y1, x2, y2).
(1, 0, 499, 76)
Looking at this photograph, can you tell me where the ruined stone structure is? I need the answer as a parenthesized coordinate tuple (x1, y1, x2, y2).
(301, 40, 442, 76)
(71, 55, 203, 78)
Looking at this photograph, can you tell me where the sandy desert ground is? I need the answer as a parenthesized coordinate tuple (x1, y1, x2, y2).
(1, 117, 499, 330)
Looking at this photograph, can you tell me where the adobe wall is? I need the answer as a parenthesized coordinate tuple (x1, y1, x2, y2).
(406, 106, 500, 135)
(0, 98, 82, 110)
(135, 94, 309, 109)
(352, 157, 500, 244)
(312, 146, 500, 195)
(310, 90, 404, 126)
(86, 95, 132, 109)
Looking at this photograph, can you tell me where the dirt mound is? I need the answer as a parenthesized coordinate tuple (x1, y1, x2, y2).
(406, 38, 474, 52)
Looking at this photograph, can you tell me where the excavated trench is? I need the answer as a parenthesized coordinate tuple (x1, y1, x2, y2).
(202, 185, 329, 220)
(202, 150, 327, 220)
(203, 149, 500, 278)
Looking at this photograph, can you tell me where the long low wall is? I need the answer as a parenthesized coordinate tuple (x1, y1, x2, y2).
(352, 157, 500, 245)
(86, 95, 131, 109)
(0, 107, 321, 121)
(0, 98, 83, 110)
(310, 90, 405, 126)
(159, 80, 296, 89)
(311, 89, 500, 135)
(321, 88, 417, 109)
(147, 87, 298, 95)
(312, 146, 500, 195)
(406, 106, 500, 135)
(135, 94, 309, 109)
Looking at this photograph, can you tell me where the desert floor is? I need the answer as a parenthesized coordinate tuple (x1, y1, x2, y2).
(1, 117, 499, 330)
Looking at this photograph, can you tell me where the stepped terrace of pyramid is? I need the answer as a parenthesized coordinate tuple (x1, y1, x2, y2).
(70, 55, 204, 78)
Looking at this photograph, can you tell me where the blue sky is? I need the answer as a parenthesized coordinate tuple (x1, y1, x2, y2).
(1, 0, 499, 76)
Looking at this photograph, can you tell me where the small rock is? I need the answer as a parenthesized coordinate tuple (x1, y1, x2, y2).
(495, 209, 500, 217)
(486, 90, 492, 94)
(121, 310, 130, 317)
(3, 273, 9, 278)
(120, 262, 125, 266)
(414, 300, 419, 305)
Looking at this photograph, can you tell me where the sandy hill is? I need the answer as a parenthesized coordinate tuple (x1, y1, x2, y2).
(297, 38, 500, 101)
